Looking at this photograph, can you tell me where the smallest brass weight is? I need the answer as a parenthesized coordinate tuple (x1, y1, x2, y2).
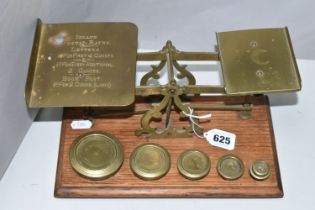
(70, 131, 124, 180)
(177, 149, 210, 180)
(249, 160, 271, 181)
(217, 155, 244, 180)
(130, 143, 171, 180)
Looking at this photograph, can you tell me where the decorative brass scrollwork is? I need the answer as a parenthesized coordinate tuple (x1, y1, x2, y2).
(88, 41, 253, 139)
(135, 41, 245, 138)
(139, 41, 196, 86)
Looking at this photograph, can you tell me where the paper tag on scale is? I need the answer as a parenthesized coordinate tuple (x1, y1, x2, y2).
(204, 129, 236, 150)
(71, 120, 93, 129)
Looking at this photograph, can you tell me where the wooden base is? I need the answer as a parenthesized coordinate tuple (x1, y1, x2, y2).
(55, 95, 283, 198)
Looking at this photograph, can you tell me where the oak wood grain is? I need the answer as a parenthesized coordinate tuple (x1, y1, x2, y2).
(55, 95, 283, 198)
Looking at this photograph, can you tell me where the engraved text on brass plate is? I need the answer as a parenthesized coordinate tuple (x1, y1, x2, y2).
(25, 21, 138, 107)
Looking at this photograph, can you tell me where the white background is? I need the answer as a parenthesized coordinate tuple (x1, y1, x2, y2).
(1, 0, 315, 178)
(0, 0, 314, 208)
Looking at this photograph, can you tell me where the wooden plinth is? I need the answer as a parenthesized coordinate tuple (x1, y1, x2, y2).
(55, 95, 283, 198)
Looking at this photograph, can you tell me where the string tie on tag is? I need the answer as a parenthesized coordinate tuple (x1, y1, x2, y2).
(183, 107, 212, 139)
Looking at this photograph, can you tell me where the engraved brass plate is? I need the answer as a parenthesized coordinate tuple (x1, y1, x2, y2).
(217, 28, 301, 95)
(25, 20, 138, 107)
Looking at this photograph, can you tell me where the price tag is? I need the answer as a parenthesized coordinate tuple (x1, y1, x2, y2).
(204, 128, 236, 150)
(71, 120, 93, 129)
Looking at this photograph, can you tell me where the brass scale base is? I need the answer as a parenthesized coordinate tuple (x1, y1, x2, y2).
(55, 95, 283, 198)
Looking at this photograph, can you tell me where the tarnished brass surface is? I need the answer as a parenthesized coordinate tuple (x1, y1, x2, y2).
(183, 85, 225, 94)
(130, 143, 171, 180)
(217, 155, 244, 180)
(177, 149, 210, 180)
(25, 20, 138, 107)
(137, 50, 219, 61)
(24, 21, 302, 139)
(69, 131, 124, 179)
(139, 41, 196, 86)
(217, 28, 301, 95)
(135, 82, 203, 138)
(136, 41, 205, 138)
(249, 160, 271, 181)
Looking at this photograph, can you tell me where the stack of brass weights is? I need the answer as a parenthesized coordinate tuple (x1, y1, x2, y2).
(70, 132, 270, 181)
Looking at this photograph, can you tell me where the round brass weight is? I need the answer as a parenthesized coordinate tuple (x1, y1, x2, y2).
(130, 143, 171, 180)
(249, 160, 271, 181)
(177, 149, 210, 180)
(69, 131, 124, 180)
(217, 155, 244, 180)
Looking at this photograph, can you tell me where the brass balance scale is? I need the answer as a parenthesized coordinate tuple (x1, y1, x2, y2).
(25, 19, 301, 198)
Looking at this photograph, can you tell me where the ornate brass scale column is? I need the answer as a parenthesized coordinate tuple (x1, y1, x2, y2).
(134, 41, 252, 138)
(25, 20, 301, 198)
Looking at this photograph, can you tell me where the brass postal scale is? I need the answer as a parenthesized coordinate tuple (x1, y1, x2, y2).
(25, 19, 301, 198)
